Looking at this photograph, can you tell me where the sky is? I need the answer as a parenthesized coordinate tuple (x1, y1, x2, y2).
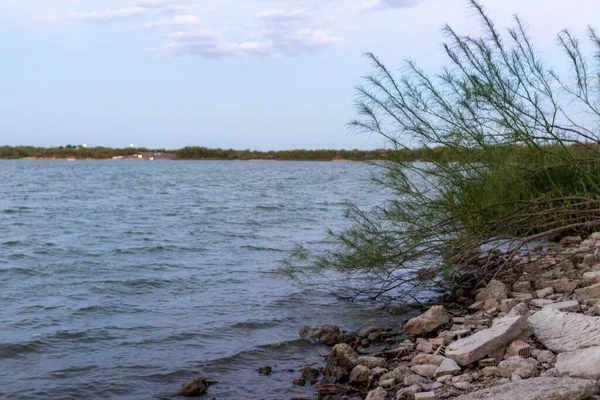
(2, 0, 600, 150)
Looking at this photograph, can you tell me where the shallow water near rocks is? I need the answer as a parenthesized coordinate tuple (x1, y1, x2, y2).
(0, 160, 404, 399)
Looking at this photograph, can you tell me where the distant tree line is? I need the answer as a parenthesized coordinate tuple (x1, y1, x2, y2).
(174, 146, 387, 161)
(0, 145, 435, 161)
(0, 146, 161, 160)
(2, 144, 600, 162)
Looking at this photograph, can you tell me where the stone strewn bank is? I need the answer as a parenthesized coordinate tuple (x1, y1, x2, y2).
(173, 233, 600, 399)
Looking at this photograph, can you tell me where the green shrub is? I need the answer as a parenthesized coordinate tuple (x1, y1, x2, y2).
(283, 0, 600, 301)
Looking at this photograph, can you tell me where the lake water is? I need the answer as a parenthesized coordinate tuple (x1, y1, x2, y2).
(0, 160, 401, 399)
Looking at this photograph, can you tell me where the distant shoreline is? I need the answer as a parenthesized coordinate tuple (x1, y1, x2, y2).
(16, 156, 358, 162)
(2, 146, 385, 162)
(0, 144, 450, 162)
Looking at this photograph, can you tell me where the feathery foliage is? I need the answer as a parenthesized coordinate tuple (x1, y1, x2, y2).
(283, 0, 600, 302)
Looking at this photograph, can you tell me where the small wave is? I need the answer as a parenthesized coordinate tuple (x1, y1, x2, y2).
(201, 338, 316, 373)
(124, 230, 155, 235)
(161, 331, 233, 343)
(8, 379, 133, 399)
(240, 245, 285, 253)
(2, 207, 32, 214)
(146, 369, 198, 382)
(7, 253, 32, 260)
(0, 340, 46, 358)
(230, 317, 293, 330)
(148, 245, 166, 252)
(72, 304, 145, 317)
(112, 248, 136, 255)
(53, 330, 89, 340)
(48, 364, 99, 378)
(33, 249, 53, 255)
(73, 305, 102, 314)
(1, 240, 22, 246)
(112, 245, 208, 255)
(255, 205, 283, 210)
(105, 278, 169, 289)
(0, 267, 38, 276)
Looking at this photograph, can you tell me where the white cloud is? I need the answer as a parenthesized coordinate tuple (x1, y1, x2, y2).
(69, 7, 149, 23)
(161, 31, 243, 58)
(256, 9, 312, 23)
(134, 15, 199, 29)
(136, 0, 198, 13)
(160, 27, 344, 58)
(363, 0, 422, 11)
(136, 0, 190, 8)
(30, 0, 423, 58)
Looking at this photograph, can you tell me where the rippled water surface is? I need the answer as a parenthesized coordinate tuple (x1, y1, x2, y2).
(0, 160, 399, 400)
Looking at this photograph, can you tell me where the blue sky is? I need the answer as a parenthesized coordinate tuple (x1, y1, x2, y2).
(2, 0, 599, 150)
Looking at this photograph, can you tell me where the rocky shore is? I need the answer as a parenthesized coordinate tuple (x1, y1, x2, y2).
(174, 233, 600, 399)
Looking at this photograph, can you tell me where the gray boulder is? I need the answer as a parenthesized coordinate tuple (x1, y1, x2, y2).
(410, 364, 438, 378)
(365, 387, 387, 400)
(560, 236, 582, 245)
(172, 377, 215, 397)
(583, 271, 600, 283)
(476, 279, 510, 302)
(574, 283, 600, 302)
(412, 353, 445, 366)
(498, 356, 538, 378)
(538, 278, 578, 295)
(357, 356, 387, 369)
(299, 324, 340, 346)
(356, 325, 378, 338)
(323, 343, 358, 382)
(349, 365, 370, 385)
(403, 305, 450, 335)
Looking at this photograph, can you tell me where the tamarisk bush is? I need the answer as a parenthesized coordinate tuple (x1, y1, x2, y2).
(283, 0, 600, 301)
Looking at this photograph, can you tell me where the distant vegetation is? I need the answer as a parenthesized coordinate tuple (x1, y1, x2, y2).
(175, 146, 384, 161)
(0, 146, 161, 160)
(0, 144, 471, 162)
(3, 144, 600, 163)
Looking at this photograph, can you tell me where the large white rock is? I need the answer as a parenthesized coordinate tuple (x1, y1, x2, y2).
(528, 308, 600, 352)
(455, 377, 596, 400)
(555, 346, 600, 379)
(445, 315, 531, 366)
(404, 305, 450, 335)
